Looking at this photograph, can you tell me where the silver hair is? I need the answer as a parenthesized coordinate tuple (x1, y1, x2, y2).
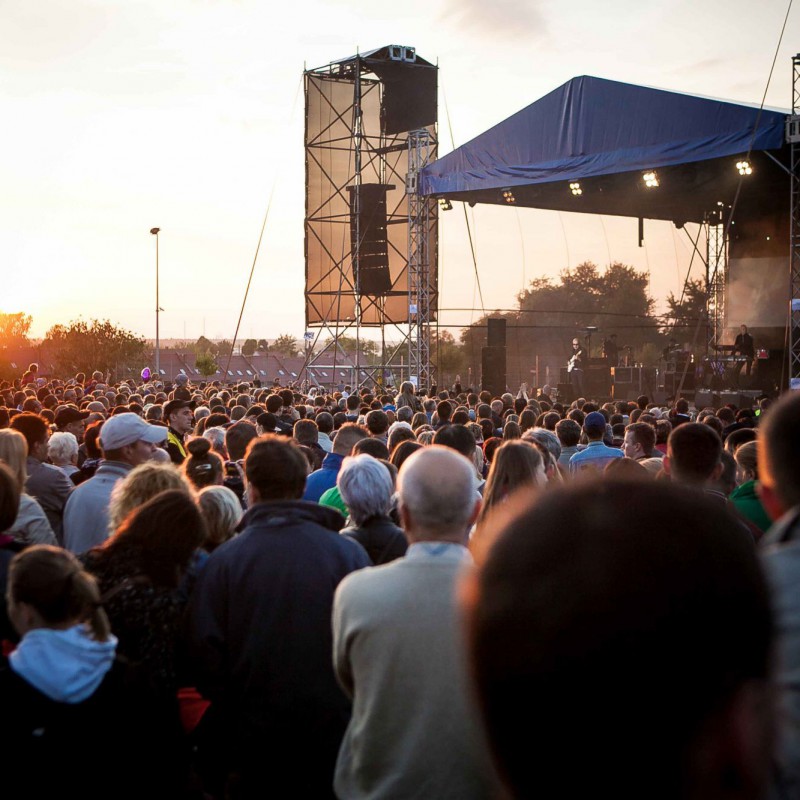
(47, 431, 79, 464)
(337, 454, 394, 526)
(396, 406, 414, 423)
(416, 430, 435, 446)
(203, 426, 228, 457)
(524, 428, 562, 461)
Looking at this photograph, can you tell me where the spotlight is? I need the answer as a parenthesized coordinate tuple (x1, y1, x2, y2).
(438, 197, 453, 211)
(643, 171, 659, 188)
(502, 189, 516, 204)
(736, 160, 753, 176)
(569, 181, 582, 196)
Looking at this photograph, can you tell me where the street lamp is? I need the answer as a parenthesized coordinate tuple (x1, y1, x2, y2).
(150, 228, 161, 377)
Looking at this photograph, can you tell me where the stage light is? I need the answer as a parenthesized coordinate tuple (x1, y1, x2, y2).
(438, 197, 453, 211)
(569, 181, 582, 196)
(643, 171, 659, 188)
(736, 160, 753, 176)
(502, 189, 515, 204)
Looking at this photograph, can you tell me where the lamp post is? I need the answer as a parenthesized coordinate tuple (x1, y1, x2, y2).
(150, 227, 161, 377)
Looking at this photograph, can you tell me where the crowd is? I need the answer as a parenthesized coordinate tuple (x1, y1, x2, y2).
(0, 363, 799, 799)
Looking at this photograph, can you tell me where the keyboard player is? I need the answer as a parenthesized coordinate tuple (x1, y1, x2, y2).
(732, 324, 755, 384)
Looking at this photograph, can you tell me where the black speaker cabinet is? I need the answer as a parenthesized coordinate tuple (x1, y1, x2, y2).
(487, 318, 507, 348)
(347, 183, 392, 295)
(481, 346, 506, 397)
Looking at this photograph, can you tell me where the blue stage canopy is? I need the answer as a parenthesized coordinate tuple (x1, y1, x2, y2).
(420, 76, 786, 199)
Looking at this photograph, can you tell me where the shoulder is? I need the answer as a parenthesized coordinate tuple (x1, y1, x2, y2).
(336, 561, 398, 605)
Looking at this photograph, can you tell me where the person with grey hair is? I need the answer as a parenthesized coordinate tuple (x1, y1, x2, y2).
(524, 427, 562, 463)
(396, 406, 414, 424)
(47, 431, 80, 479)
(337, 454, 406, 565)
(202, 426, 229, 460)
(333, 446, 497, 798)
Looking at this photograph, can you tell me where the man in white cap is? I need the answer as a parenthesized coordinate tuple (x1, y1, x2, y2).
(63, 413, 167, 553)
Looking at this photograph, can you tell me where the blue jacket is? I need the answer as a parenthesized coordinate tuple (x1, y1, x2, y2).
(303, 452, 344, 503)
(569, 440, 623, 474)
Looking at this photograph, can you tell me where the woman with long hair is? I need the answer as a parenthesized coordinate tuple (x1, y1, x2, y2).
(476, 440, 546, 528)
(83, 490, 206, 694)
(394, 381, 422, 413)
(0, 429, 56, 546)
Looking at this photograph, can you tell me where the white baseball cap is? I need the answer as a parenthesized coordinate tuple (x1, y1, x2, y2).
(99, 413, 168, 451)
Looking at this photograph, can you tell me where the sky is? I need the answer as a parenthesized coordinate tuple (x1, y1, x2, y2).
(0, 0, 795, 342)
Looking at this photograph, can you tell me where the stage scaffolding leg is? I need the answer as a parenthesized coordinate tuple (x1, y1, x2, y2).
(790, 53, 800, 388)
(407, 129, 436, 390)
(705, 210, 727, 352)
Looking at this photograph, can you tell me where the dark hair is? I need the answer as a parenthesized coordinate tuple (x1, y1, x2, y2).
(353, 437, 390, 460)
(387, 425, 416, 453)
(102, 490, 206, 587)
(183, 437, 224, 489)
(245, 435, 308, 501)
(469, 481, 772, 800)
(365, 409, 389, 436)
(433, 424, 476, 459)
(479, 419, 495, 442)
(83, 420, 104, 459)
(667, 423, 722, 483)
(542, 412, 560, 431)
(555, 418, 581, 448)
(225, 420, 258, 461)
(436, 400, 452, 422)
(315, 412, 334, 434)
(293, 418, 319, 446)
(10, 545, 110, 641)
(390, 440, 423, 471)
(9, 412, 48, 452)
(0, 461, 21, 532)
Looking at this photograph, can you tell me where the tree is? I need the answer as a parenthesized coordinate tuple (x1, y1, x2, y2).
(216, 339, 233, 359)
(662, 278, 708, 338)
(318, 336, 378, 361)
(272, 334, 300, 357)
(257, 339, 269, 353)
(431, 330, 466, 386)
(241, 338, 258, 357)
(44, 319, 147, 378)
(195, 351, 218, 377)
(191, 336, 217, 356)
(0, 312, 32, 346)
(460, 261, 664, 385)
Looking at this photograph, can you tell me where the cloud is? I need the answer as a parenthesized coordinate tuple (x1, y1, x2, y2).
(437, 0, 548, 40)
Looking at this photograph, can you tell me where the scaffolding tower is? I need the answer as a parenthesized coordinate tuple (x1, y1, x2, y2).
(790, 53, 800, 387)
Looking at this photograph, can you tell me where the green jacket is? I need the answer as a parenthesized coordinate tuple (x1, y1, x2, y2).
(730, 480, 772, 533)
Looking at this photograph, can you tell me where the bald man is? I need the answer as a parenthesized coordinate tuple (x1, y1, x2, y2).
(332, 446, 497, 799)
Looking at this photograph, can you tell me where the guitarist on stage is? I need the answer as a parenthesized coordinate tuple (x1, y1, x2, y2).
(568, 338, 587, 398)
